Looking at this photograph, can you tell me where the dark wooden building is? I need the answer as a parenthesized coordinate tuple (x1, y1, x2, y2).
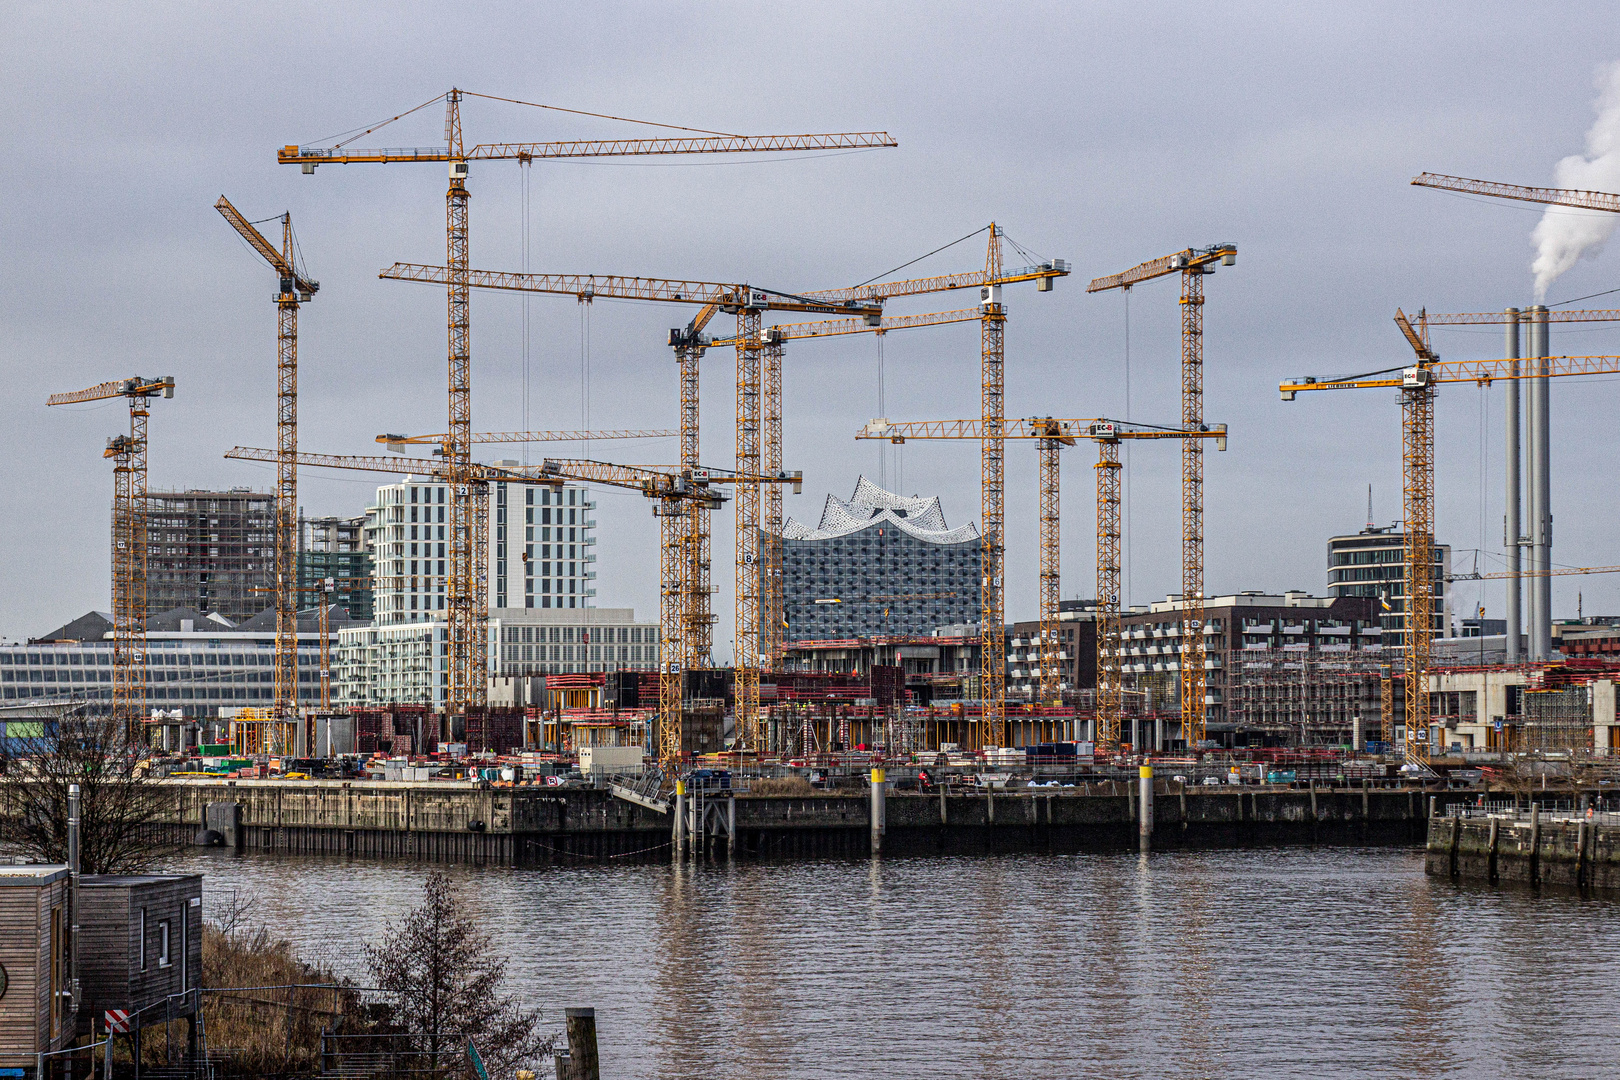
(78, 875, 202, 1041)
(0, 864, 75, 1073)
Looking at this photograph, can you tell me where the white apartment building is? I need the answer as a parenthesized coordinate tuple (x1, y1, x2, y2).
(333, 606, 658, 709)
(361, 475, 597, 627)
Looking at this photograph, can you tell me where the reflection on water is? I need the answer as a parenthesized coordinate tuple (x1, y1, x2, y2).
(166, 847, 1620, 1080)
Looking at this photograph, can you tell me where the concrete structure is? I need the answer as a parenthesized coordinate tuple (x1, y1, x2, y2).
(142, 488, 275, 623)
(1426, 662, 1619, 755)
(334, 606, 657, 709)
(1504, 308, 1523, 663)
(4, 607, 359, 717)
(1527, 306, 1554, 660)
(148, 776, 1440, 864)
(0, 864, 76, 1071)
(1327, 526, 1452, 647)
(779, 477, 981, 640)
(362, 475, 597, 626)
(298, 514, 372, 622)
(1119, 591, 1384, 746)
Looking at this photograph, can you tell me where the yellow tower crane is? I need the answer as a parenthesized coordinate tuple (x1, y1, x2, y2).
(802, 227, 1071, 750)
(1087, 244, 1238, 750)
(858, 417, 1226, 752)
(1280, 314, 1620, 765)
(376, 262, 878, 752)
(215, 196, 319, 745)
(285, 89, 895, 732)
(48, 376, 175, 740)
(377, 428, 676, 450)
(223, 446, 798, 772)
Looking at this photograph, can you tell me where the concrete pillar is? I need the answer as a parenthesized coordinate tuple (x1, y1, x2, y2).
(1138, 764, 1154, 853)
(869, 767, 886, 854)
(1504, 309, 1523, 663)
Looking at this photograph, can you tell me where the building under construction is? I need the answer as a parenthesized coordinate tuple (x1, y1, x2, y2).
(298, 514, 373, 622)
(142, 488, 275, 623)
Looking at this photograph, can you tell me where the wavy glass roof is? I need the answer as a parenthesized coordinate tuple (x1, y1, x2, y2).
(780, 476, 980, 544)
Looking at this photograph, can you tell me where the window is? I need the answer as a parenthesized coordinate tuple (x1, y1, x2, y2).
(159, 918, 171, 967)
(140, 907, 148, 970)
(50, 906, 61, 1037)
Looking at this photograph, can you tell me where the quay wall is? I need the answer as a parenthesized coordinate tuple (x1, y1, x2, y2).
(1425, 812, 1620, 892)
(159, 779, 1448, 864)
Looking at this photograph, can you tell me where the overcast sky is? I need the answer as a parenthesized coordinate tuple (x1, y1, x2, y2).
(6, 2, 1620, 648)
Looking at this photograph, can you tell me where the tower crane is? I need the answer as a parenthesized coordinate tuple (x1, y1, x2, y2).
(286, 89, 895, 733)
(859, 417, 1227, 752)
(377, 428, 675, 451)
(1280, 315, 1620, 765)
(1087, 244, 1238, 750)
(215, 197, 319, 744)
(804, 226, 1072, 749)
(48, 376, 175, 741)
(1413, 307, 1620, 663)
(1410, 172, 1620, 212)
(223, 445, 798, 770)
(377, 262, 880, 751)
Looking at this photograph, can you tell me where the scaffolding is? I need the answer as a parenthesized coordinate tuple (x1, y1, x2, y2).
(1226, 648, 1383, 745)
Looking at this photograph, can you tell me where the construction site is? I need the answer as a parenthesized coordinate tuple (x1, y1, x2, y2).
(25, 91, 1620, 862)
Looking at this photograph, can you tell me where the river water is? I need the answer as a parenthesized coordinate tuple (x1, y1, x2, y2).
(168, 846, 1619, 1079)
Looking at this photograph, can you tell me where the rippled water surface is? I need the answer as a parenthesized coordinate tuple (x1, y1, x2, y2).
(168, 846, 1620, 1079)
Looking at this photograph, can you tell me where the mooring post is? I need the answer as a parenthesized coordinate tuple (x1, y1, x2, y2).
(726, 795, 736, 860)
(870, 767, 886, 855)
(1139, 764, 1154, 853)
(1488, 816, 1500, 883)
(554, 1008, 599, 1080)
(1530, 802, 1542, 885)
(673, 780, 687, 859)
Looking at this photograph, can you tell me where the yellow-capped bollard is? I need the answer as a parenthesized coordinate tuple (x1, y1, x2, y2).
(870, 768, 887, 855)
(1139, 764, 1154, 852)
(673, 779, 687, 858)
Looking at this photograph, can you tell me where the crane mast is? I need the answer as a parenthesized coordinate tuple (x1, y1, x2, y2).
(291, 88, 894, 742)
(1281, 317, 1620, 765)
(215, 196, 319, 748)
(859, 417, 1226, 753)
(49, 376, 174, 742)
(1089, 244, 1236, 748)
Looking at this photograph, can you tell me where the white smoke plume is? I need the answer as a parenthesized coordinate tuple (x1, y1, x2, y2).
(1531, 63, 1620, 300)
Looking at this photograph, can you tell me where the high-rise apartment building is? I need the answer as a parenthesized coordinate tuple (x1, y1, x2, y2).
(142, 489, 275, 623)
(360, 475, 596, 628)
(297, 515, 373, 622)
(1327, 526, 1451, 646)
(779, 477, 981, 641)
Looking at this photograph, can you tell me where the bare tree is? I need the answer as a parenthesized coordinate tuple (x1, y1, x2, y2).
(365, 873, 553, 1078)
(0, 710, 176, 873)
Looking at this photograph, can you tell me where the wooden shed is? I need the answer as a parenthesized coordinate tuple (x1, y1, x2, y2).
(0, 864, 76, 1073)
(77, 875, 202, 1042)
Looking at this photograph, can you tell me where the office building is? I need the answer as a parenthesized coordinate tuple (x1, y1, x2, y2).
(3, 606, 358, 718)
(142, 489, 275, 623)
(779, 477, 981, 641)
(333, 606, 657, 710)
(360, 474, 597, 628)
(1327, 526, 1452, 646)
